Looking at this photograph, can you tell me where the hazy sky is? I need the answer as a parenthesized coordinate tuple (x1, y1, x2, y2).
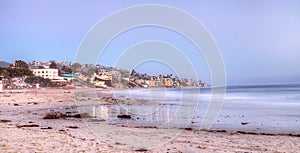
(1, 0, 300, 85)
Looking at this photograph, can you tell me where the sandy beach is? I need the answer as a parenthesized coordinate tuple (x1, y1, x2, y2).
(0, 89, 299, 153)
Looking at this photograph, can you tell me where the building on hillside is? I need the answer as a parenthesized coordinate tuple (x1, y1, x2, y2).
(94, 80, 107, 88)
(31, 68, 59, 79)
(51, 77, 68, 85)
(199, 82, 208, 87)
(61, 73, 74, 82)
(162, 78, 173, 88)
(94, 73, 112, 87)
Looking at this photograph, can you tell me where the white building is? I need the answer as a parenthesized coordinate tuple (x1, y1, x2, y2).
(31, 68, 59, 79)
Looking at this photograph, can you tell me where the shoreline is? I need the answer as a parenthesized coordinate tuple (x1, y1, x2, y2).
(0, 88, 299, 152)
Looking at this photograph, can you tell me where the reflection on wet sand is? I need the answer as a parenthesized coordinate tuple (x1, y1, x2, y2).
(80, 103, 193, 128)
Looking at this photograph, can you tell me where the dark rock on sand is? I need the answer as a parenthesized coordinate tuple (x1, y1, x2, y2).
(117, 114, 131, 119)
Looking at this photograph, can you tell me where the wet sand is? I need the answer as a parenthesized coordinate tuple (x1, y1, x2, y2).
(0, 89, 299, 152)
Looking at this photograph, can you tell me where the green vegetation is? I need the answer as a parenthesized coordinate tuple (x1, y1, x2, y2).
(0, 69, 33, 78)
(62, 65, 72, 73)
(24, 76, 56, 87)
(49, 61, 57, 69)
(0, 60, 32, 78)
(13, 60, 29, 69)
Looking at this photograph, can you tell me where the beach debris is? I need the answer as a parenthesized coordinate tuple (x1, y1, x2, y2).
(114, 142, 125, 145)
(241, 122, 249, 125)
(71, 112, 92, 118)
(197, 146, 207, 149)
(88, 119, 106, 122)
(13, 103, 20, 106)
(43, 112, 92, 119)
(17, 124, 39, 128)
(27, 102, 38, 105)
(215, 130, 227, 133)
(135, 148, 148, 152)
(184, 127, 193, 131)
(43, 112, 67, 119)
(143, 126, 157, 129)
(117, 114, 131, 119)
(200, 128, 210, 132)
(236, 131, 259, 135)
(67, 126, 79, 129)
(41, 127, 52, 129)
(133, 126, 158, 129)
(0, 119, 11, 122)
(163, 136, 171, 139)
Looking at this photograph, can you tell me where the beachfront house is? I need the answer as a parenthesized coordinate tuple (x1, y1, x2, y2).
(31, 68, 59, 79)
(94, 73, 112, 87)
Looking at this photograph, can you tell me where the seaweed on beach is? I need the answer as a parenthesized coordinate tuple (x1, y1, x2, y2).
(43, 112, 67, 119)
(0, 119, 11, 122)
(43, 112, 92, 119)
(17, 124, 39, 128)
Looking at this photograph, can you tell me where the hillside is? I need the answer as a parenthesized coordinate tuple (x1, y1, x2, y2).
(0, 61, 11, 68)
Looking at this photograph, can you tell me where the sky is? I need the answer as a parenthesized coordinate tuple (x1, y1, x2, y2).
(1, 0, 300, 85)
